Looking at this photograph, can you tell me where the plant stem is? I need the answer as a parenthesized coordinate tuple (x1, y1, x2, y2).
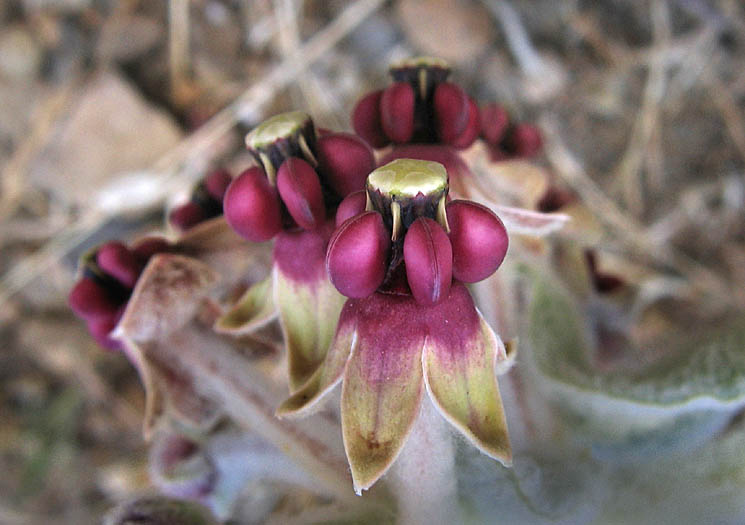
(388, 398, 460, 525)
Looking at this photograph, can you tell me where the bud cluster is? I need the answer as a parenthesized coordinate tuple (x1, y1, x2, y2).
(352, 57, 542, 160)
(223, 111, 375, 242)
(68, 237, 172, 349)
(326, 159, 508, 305)
(169, 169, 233, 231)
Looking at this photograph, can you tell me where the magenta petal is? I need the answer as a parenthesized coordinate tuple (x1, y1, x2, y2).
(447, 200, 508, 282)
(224, 166, 282, 242)
(335, 190, 367, 227)
(340, 292, 427, 493)
(204, 169, 233, 201)
(169, 202, 207, 232)
(404, 217, 452, 305)
(422, 283, 511, 464)
(277, 157, 325, 230)
(69, 277, 122, 320)
(352, 90, 390, 149)
(87, 307, 125, 350)
(326, 211, 390, 298)
(316, 133, 375, 198)
(434, 82, 470, 144)
(479, 103, 509, 145)
(96, 241, 143, 289)
(380, 82, 415, 143)
(274, 223, 346, 390)
(449, 97, 480, 150)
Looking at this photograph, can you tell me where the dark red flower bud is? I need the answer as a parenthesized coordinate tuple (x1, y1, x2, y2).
(224, 166, 283, 242)
(504, 123, 542, 158)
(434, 82, 470, 144)
(87, 308, 124, 350)
(96, 241, 142, 289)
(316, 133, 376, 198)
(169, 202, 207, 231)
(449, 98, 480, 150)
(326, 211, 390, 298)
(131, 237, 172, 264)
(352, 90, 390, 149)
(276, 157, 325, 230)
(335, 190, 367, 227)
(204, 169, 232, 201)
(404, 217, 452, 305)
(480, 103, 509, 145)
(447, 200, 508, 282)
(68, 277, 122, 320)
(380, 82, 415, 144)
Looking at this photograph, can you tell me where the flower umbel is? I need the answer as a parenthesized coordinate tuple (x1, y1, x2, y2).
(278, 158, 512, 494)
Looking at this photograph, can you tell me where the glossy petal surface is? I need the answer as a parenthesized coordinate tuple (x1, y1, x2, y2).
(277, 157, 325, 230)
(96, 241, 142, 289)
(326, 211, 389, 298)
(223, 166, 282, 242)
(434, 82, 470, 144)
(449, 98, 480, 149)
(380, 82, 415, 143)
(335, 190, 367, 227)
(317, 133, 376, 198)
(352, 90, 389, 148)
(447, 200, 508, 282)
(404, 217, 452, 305)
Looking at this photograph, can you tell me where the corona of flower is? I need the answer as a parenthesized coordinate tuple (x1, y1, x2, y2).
(169, 169, 233, 231)
(278, 159, 511, 493)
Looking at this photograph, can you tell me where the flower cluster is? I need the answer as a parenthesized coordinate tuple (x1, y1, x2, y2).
(352, 56, 542, 161)
(326, 159, 509, 304)
(223, 110, 374, 241)
(168, 169, 233, 231)
(68, 237, 172, 349)
(280, 159, 511, 493)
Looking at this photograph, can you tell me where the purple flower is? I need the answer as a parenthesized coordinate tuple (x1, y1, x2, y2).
(278, 159, 512, 493)
(169, 169, 233, 232)
(218, 111, 377, 391)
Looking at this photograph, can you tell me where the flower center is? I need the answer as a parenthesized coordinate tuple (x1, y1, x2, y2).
(244, 111, 318, 184)
(366, 159, 449, 255)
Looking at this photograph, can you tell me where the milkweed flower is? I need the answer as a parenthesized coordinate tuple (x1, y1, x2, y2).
(278, 159, 511, 493)
(219, 111, 376, 390)
(169, 169, 233, 231)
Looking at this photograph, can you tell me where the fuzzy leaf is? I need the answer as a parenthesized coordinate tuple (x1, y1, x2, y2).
(273, 227, 346, 391)
(339, 293, 427, 494)
(423, 283, 511, 465)
(122, 338, 222, 439)
(525, 266, 745, 457)
(214, 275, 277, 335)
(113, 253, 218, 343)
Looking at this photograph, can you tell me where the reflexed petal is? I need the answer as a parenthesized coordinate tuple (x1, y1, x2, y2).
(273, 226, 346, 391)
(422, 282, 511, 465)
(214, 274, 277, 335)
(340, 293, 427, 494)
(276, 300, 358, 416)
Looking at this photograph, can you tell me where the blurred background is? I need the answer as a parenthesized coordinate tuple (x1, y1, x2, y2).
(1, 0, 744, 523)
